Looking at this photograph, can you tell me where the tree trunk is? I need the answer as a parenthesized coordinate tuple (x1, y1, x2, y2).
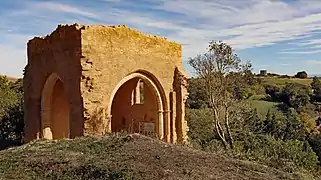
(225, 107, 234, 149)
(212, 107, 228, 150)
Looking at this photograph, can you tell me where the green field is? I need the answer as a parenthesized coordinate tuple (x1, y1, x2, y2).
(248, 100, 279, 117)
(260, 77, 312, 87)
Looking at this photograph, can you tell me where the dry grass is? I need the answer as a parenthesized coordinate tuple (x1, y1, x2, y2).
(0, 134, 314, 180)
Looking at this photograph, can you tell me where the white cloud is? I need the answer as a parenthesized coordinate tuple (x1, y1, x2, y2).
(30, 2, 98, 19)
(147, 0, 321, 56)
(0, 44, 26, 77)
(102, 0, 120, 2)
(279, 49, 321, 54)
(2, 0, 321, 77)
(306, 60, 321, 65)
(296, 39, 321, 46)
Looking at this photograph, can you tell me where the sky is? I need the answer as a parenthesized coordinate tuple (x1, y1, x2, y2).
(1, 0, 321, 77)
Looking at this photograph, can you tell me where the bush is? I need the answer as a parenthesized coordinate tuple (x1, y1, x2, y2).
(237, 134, 318, 171)
(186, 78, 210, 109)
(308, 134, 321, 164)
(264, 84, 280, 101)
(186, 108, 214, 149)
(186, 106, 319, 172)
(295, 71, 308, 79)
(0, 77, 24, 149)
(250, 84, 266, 95)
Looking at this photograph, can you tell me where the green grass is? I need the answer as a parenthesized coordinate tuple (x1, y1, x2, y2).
(247, 100, 279, 117)
(261, 77, 312, 87)
(0, 134, 308, 180)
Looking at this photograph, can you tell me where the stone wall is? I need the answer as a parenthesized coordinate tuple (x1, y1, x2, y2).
(24, 24, 84, 142)
(79, 25, 184, 139)
(24, 24, 189, 144)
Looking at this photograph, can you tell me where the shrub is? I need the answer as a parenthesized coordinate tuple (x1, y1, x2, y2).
(308, 134, 321, 164)
(264, 84, 280, 101)
(237, 134, 318, 171)
(0, 77, 24, 149)
(295, 71, 308, 79)
(186, 108, 214, 149)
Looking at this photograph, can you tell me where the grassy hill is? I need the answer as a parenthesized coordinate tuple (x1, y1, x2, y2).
(0, 134, 316, 180)
(248, 99, 279, 117)
(261, 77, 312, 87)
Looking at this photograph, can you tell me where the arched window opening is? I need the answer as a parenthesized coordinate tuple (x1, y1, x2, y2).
(41, 73, 70, 140)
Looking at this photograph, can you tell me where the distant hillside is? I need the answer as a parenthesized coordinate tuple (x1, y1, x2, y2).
(261, 77, 312, 87)
(0, 134, 313, 180)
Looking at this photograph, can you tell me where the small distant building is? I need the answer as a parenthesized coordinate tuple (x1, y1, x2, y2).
(260, 70, 267, 76)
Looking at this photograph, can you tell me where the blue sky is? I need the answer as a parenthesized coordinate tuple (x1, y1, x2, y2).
(1, 0, 321, 77)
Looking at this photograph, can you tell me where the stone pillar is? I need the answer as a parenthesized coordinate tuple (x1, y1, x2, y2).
(158, 110, 164, 140)
(170, 91, 177, 143)
(173, 67, 189, 144)
(43, 127, 53, 140)
(106, 114, 113, 133)
(164, 110, 171, 142)
(41, 105, 52, 139)
(181, 89, 189, 144)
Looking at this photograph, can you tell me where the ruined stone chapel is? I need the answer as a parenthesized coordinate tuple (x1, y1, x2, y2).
(23, 24, 189, 144)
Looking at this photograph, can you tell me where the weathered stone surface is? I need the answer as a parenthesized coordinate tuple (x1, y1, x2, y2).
(24, 24, 188, 144)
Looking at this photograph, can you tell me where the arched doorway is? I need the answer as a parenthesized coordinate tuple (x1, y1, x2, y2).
(41, 73, 70, 139)
(107, 72, 167, 139)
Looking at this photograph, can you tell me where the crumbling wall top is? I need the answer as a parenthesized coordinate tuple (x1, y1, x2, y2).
(27, 23, 180, 50)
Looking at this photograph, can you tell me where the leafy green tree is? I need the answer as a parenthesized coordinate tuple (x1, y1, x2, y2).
(264, 84, 280, 101)
(186, 108, 214, 149)
(283, 108, 305, 140)
(300, 112, 317, 134)
(311, 76, 321, 102)
(279, 83, 311, 109)
(263, 110, 286, 139)
(244, 108, 264, 134)
(186, 78, 210, 109)
(188, 40, 251, 150)
(0, 76, 24, 146)
(295, 71, 308, 79)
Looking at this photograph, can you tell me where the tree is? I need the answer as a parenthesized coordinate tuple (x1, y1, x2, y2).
(279, 83, 311, 109)
(311, 76, 321, 102)
(295, 71, 308, 79)
(188, 40, 251, 150)
(244, 108, 265, 134)
(264, 84, 280, 101)
(0, 76, 24, 147)
(263, 110, 286, 139)
(186, 78, 210, 109)
(283, 108, 305, 140)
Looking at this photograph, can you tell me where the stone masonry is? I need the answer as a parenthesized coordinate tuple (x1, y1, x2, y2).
(23, 24, 189, 144)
